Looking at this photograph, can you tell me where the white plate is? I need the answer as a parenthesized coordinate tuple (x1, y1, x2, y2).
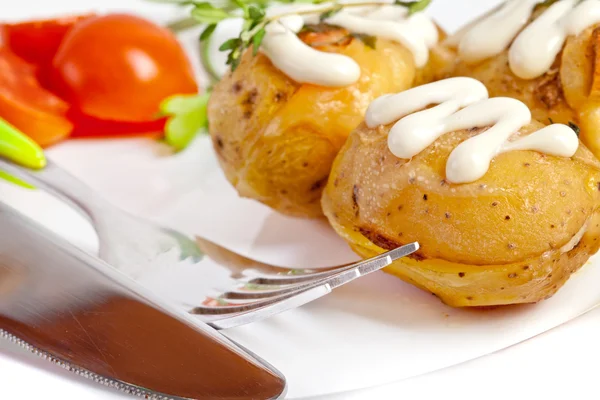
(3, 134, 600, 399)
(7, 0, 599, 399)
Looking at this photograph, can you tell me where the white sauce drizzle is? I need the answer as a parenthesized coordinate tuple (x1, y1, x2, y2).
(365, 78, 579, 183)
(323, 10, 438, 68)
(458, 0, 539, 64)
(261, 17, 361, 87)
(457, 0, 600, 80)
(259, 4, 438, 87)
(510, 0, 600, 79)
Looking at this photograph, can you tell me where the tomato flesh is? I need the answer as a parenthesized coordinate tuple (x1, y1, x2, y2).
(4, 15, 93, 74)
(67, 108, 166, 138)
(52, 14, 198, 123)
(0, 49, 72, 147)
(0, 13, 198, 145)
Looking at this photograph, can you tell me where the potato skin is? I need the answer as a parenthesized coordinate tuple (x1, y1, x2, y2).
(322, 121, 600, 307)
(451, 52, 574, 128)
(447, 20, 600, 158)
(208, 26, 416, 217)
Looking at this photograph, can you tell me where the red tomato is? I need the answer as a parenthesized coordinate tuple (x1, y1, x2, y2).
(52, 14, 198, 123)
(3, 15, 93, 72)
(0, 25, 7, 47)
(0, 49, 72, 147)
(67, 108, 166, 138)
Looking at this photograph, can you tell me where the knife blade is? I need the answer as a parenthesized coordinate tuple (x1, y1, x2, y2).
(0, 201, 286, 400)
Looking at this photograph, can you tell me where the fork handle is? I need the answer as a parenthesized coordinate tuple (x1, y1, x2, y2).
(0, 157, 110, 220)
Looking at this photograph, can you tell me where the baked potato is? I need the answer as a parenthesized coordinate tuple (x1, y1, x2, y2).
(445, 4, 600, 159)
(322, 118, 600, 307)
(208, 24, 419, 218)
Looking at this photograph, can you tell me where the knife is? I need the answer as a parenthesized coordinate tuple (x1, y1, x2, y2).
(0, 201, 286, 399)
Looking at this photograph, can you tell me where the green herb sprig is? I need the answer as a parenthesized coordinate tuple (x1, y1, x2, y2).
(568, 121, 580, 136)
(159, 93, 211, 151)
(549, 118, 581, 137)
(535, 0, 561, 9)
(394, 0, 431, 15)
(159, 0, 433, 71)
(351, 33, 377, 49)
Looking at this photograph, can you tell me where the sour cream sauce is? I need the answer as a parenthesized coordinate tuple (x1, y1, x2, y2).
(260, 4, 438, 87)
(365, 78, 579, 183)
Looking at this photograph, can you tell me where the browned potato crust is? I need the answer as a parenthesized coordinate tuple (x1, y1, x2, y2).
(322, 121, 600, 307)
(208, 25, 417, 218)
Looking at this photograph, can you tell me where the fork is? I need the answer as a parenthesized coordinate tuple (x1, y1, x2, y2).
(0, 158, 418, 329)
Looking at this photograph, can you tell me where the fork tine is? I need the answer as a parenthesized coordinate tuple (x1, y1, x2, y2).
(222, 280, 327, 300)
(221, 265, 362, 300)
(241, 245, 408, 286)
(193, 291, 305, 315)
(193, 270, 370, 316)
(240, 267, 353, 286)
(221, 257, 396, 301)
(206, 285, 335, 330)
(204, 254, 398, 329)
(194, 243, 419, 325)
(198, 235, 371, 288)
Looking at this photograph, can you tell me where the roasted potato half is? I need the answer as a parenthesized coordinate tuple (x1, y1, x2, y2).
(322, 120, 600, 307)
(446, 13, 600, 159)
(208, 25, 417, 218)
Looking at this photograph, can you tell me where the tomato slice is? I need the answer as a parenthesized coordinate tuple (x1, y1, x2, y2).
(3, 15, 92, 82)
(52, 14, 198, 122)
(1, 14, 196, 143)
(0, 49, 72, 147)
(67, 108, 166, 138)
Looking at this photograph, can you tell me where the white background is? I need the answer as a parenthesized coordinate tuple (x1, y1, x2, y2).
(4, 1, 600, 399)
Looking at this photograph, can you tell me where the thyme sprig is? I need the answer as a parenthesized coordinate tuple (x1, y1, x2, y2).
(158, 0, 432, 71)
(395, 0, 431, 15)
(536, 0, 561, 8)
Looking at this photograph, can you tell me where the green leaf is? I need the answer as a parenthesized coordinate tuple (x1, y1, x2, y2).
(166, 16, 201, 33)
(168, 231, 204, 262)
(535, 0, 560, 9)
(229, 54, 241, 71)
(240, 29, 252, 43)
(300, 25, 317, 33)
(319, 4, 343, 21)
(191, 3, 231, 24)
(219, 37, 242, 51)
(248, 18, 262, 31)
(160, 93, 211, 151)
(352, 33, 376, 49)
(568, 121, 581, 136)
(394, 0, 432, 15)
(226, 46, 243, 70)
(199, 37, 220, 83)
(232, 0, 248, 10)
(252, 28, 266, 55)
(199, 23, 217, 42)
(248, 5, 265, 21)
